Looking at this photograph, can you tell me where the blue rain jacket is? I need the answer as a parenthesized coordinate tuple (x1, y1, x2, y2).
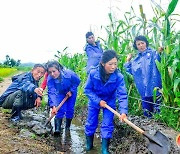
(47, 69, 80, 118)
(84, 67, 128, 138)
(85, 40, 103, 74)
(0, 72, 39, 108)
(84, 67, 128, 114)
(124, 47, 162, 97)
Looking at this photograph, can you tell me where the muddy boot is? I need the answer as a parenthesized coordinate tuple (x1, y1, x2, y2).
(11, 106, 22, 122)
(101, 138, 110, 154)
(54, 118, 62, 137)
(86, 135, 94, 151)
(65, 118, 72, 130)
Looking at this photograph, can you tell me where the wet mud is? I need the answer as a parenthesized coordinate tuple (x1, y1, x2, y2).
(0, 77, 179, 154)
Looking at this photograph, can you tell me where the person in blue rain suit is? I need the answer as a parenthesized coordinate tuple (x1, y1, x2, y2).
(0, 64, 46, 122)
(84, 31, 103, 74)
(84, 50, 128, 154)
(124, 35, 162, 118)
(47, 61, 80, 136)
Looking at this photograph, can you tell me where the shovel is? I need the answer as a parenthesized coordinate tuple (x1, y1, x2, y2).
(44, 95, 69, 127)
(104, 104, 170, 154)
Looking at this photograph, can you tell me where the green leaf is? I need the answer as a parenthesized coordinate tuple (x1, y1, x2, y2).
(174, 78, 180, 92)
(166, 0, 179, 18)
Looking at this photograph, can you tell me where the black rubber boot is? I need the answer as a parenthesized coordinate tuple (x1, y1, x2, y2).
(101, 138, 110, 154)
(11, 106, 22, 122)
(65, 118, 72, 130)
(54, 118, 63, 136)
(86, 135, 94, 151)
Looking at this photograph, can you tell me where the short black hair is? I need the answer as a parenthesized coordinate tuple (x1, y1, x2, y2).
(101, 50, 118, 63)
(33, 64, 46, 70)
(133, 35, 149, 50)
(85, 31, 94, 38)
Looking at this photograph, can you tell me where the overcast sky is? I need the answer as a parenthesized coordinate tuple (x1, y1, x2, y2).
(0, 0, 178, 63)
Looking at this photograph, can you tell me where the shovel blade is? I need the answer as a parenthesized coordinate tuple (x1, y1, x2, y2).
(147, 131, 170, 154)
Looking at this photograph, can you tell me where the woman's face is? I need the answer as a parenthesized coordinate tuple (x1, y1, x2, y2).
(102, 57, 117, 74)
(86, 35, 95, 45)
(48, 67, 60, 79)
(136, 40, 147, 52)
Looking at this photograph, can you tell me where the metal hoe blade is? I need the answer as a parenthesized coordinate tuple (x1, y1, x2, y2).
(147, 130, 170, 154)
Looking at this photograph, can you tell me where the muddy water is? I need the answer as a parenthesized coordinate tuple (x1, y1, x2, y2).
(48, 118, 102, 154)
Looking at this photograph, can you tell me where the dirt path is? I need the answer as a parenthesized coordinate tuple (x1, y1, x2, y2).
(0, 76, 56, 153)
(0, 76, 11, 95)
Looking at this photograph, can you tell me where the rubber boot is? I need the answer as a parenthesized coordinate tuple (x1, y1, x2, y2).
(86, 135, 94, 151)
(54, 118, 63, 136)
(65, 118, 72, 130)
(101, 138, 110, 154)
(11, 106, 22, 122)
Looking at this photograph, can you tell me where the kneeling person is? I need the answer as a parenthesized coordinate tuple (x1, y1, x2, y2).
(0, 64, 46, 122)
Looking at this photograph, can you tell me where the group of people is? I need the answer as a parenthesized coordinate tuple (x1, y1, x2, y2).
(0, 32, 162, 154)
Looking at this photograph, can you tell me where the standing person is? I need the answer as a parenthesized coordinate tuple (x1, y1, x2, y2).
(0, 64, 46, 122)
(47, 61, 80, 136)
(124, 35, 162, 118)
(84, 50, 128, 154)
(84, 31, 103, 74)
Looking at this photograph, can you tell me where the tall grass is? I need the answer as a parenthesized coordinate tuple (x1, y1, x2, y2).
(100, 0, 180, 130)
(55, 0, 179, 130)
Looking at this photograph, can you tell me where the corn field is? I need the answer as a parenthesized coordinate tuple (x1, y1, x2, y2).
(55, 0, 179, 130)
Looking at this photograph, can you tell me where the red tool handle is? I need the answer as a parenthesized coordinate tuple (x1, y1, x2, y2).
(47, 95, 69, 122)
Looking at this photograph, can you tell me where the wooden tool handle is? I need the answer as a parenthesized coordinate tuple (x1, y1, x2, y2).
(48, 95, 69, 121)
(104, 104, 144, 134)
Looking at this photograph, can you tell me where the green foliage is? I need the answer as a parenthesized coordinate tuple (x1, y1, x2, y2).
(0, 68, 17, 77)
(155, 107, 180, 131)
(0, 77, 3, 82)
(3, 55, 21, 67)
(30, 133, 37, 139)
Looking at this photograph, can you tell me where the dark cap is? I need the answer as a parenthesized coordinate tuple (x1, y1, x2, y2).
(86, 32, 94, 38)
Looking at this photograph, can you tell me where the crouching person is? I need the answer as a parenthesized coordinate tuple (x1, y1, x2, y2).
(0, 64, 46, 122)
(47, 61, 80, 136)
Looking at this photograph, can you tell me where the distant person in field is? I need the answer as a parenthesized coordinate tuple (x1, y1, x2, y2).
(0, 64, 46, 122)
(124, 35, 162, 118)
(47, 61, 80, 136)
(84, 31, 103, 74)
(84, 50, 128, 153)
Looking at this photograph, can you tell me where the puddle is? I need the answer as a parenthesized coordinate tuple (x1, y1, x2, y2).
(49, 118, 102, 154)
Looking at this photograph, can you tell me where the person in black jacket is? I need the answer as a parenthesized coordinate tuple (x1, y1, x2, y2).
(0, 64, 46, 122)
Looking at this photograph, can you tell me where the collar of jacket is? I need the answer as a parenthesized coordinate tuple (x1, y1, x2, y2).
(85, 40, 100, 49)
(29, 72, 38, 83)
(60, 69, 71, 79)
(93, 67, 118, 83)
(137, 47, 152, 56)
(133, 48, 152, 62)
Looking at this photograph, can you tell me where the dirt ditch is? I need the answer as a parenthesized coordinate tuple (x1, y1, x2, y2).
(0, 76, 179, 154)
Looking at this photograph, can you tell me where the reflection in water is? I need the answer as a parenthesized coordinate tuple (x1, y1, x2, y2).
(51, 119, 101, 154)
